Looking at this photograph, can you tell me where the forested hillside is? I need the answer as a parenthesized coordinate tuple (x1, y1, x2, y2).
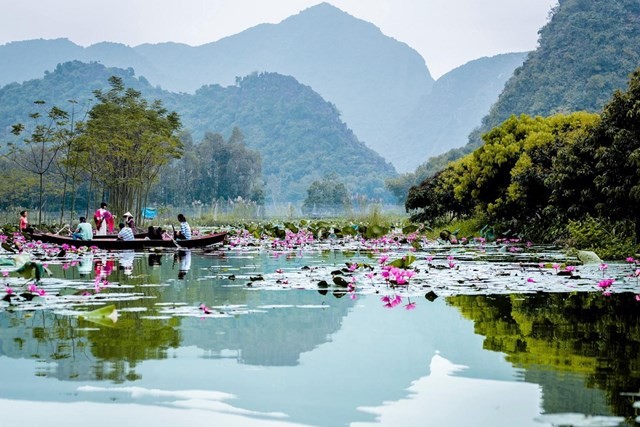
(408, 0, 640, 191)
(0, 61, 396, 204)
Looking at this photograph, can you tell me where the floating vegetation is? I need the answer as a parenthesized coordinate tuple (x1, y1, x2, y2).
(2, 228, 640, 321)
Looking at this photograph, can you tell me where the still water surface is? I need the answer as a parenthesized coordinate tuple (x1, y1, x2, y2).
(0, 248, 638, 427)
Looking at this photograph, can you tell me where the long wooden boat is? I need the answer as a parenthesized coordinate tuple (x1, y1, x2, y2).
(30, 231, 227, 250)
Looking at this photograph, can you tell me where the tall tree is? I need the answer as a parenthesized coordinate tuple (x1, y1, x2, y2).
(8, 101, 69, 225)
(78, 76, 182, 221)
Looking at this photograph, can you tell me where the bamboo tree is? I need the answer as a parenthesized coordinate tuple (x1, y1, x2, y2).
(77, 76, 182, 218)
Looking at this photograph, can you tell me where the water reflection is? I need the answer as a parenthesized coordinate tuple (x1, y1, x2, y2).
(175, 250, 191, 279)
(0, 252, 638, 426)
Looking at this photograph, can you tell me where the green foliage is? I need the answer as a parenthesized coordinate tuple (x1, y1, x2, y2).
(153, 129, 264, 208)
(565, 216, 638, 260)
(406, 111, 599, 240)
(302, 173, 352, 216)
(388, 254, 416, 268)
(79, 76, 182, 219)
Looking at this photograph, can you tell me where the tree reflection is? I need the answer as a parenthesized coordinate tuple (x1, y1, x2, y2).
(447, 292, 640, 421)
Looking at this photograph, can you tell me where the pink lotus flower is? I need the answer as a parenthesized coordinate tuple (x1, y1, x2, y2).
(348, 263, 358, 272)
(599, 263, 608, 271)
(627, 257, 636, 263)
(565, 266, 576, 273)
(378, 255, 389, 265)
(552, 263, 560, 272)
(405, 302, 416, 310)
(527, 278, 536, 283)
(1, 270, 8, 277)
(426, 255, 434, 263)
(5, 286, 13, 295)
(598, 279, 614, 289)
(275, 268, 283, 274)
(636, 295, 640, 302)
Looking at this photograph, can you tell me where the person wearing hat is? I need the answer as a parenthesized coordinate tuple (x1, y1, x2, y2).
(123, 212, 135, 232)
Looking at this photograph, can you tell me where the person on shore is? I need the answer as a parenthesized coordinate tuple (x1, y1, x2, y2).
(117, 222, 135, 241)
(19, 210, 34, 233)
(72, 217, 93, 241)
(174, 214, 191, 240)
(94, 202, 114, 236)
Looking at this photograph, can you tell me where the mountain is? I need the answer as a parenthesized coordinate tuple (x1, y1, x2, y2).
(410, 0, 640, 187)
(0, 61, 396, 203)
(392, 52, 528, 172)
(475, 0, 640, 148)
(0, 3, 434, 172)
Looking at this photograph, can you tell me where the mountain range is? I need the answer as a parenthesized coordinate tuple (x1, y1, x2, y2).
(0, 61, 396, 203)
(0, 2, 525, 173)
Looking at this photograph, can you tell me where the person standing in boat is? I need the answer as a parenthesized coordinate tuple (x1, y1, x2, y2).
(174, 213, 192, 240)
(117, 222, 135, 241)
(94, 202, 114, 236)
(72, 217, 93, 241)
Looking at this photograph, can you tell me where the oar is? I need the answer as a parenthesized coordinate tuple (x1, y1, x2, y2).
(169, 225, 181, 248)
(55, 224, 70, 235)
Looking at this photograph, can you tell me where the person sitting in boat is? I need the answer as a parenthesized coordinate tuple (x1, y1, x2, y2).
(117, 222, 135, 241)
(72, 217, 93, 241)
(174, 214, 192, 240)
(123, 211, 135, 232)
(19, 210, 34, 233)
(146, 225, 164, 240)
(94, 202, 114, 236)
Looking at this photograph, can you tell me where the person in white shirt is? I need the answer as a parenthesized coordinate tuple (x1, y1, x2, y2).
(72, 217, 93, 241)
(175, 214, 192, 240)
(117, 222, 135, 241)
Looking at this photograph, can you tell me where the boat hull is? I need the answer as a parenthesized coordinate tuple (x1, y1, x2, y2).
(30, 232, 227, 250)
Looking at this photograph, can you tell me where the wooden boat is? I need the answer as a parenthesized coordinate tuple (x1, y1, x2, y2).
(30, 231, 227, 250)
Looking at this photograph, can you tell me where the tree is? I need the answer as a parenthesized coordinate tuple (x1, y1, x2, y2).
(78, 76, 182, 221)
(589, 67, 640, 237)
(151, 128, 264, 207)
(302, 173, 351, 216)
(8, 101, 70, 225)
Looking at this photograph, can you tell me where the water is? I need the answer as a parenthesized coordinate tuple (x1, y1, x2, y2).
(0, 245, 638, 426)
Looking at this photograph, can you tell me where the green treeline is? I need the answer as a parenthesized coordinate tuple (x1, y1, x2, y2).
(150, 128, 264, 207)
(406, 68, 640, 249)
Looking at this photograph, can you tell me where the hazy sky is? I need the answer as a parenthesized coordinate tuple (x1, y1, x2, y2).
(0, 0, 557, 78)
